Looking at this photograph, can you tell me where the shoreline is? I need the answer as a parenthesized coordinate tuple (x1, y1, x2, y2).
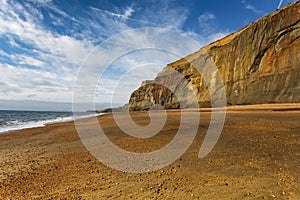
(0, 112, 103, 135)
(1, 103, 300, 135)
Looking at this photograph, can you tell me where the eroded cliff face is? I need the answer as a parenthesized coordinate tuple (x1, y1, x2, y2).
(128, 1, 300, 111)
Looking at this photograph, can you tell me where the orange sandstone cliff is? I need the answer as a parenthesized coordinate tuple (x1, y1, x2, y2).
(128, 1, 300, 111)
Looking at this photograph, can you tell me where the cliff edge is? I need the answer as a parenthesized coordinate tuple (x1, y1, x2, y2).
(128, 1, 300, 111)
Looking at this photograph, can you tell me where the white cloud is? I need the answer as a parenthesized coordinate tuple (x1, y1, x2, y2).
(123, 7, 135, 19)
(0, 0, 231, 109)
(73, 28, 201, 105)
(0, 63, 74, 102)
(0, 0, 93, 67)
(137, 1, 189, 30)
(28, 0, 52, 6)
(18, 55, 47, 68)
(90, 6, 134, 21)
(6, 35, 21, 48)
(0, 51, 46, 68)
(245, 4, 264, 14)
(198, 12, 216, 23)
(0, 0, 96, 105)
(198, 12, 217, 35)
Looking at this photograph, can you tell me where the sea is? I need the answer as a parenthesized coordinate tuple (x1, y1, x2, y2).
(0, 110, 100, 133)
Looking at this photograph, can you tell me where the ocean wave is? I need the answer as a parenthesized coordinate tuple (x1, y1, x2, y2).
(0, 112, 102, 134)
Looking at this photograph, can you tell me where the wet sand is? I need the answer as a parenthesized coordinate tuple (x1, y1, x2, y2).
(0, 104, 299, 199)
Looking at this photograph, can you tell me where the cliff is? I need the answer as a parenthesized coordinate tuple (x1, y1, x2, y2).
(128, 1, 300, 111)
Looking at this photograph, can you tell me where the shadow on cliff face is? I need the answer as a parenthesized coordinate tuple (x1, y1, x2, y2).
(128, 82, 204, 111)
(127, 1, 300, 111)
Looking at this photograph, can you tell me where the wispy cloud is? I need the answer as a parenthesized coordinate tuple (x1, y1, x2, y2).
(124, 7, 134, 19)
(245, 4, 264, 14)
(136, 1, 189, 30)
(0, 0, 231, 108)
(198, 12, 217, 34)
(90, 6, 134, 20)
(0, 0, 96, 104)
(28, 0, 52, 6)
(241, 0, 265, 14)
(277, 0, 284, 9)
(195, 12, 230, 44)
(0, 0, 93, 66)
(198, 12, 216, 22)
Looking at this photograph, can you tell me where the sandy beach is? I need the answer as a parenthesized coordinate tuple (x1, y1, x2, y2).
(0, 104, 299, 199)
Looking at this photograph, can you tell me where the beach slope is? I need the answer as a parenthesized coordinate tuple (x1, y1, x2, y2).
(0, 104, 299, 199)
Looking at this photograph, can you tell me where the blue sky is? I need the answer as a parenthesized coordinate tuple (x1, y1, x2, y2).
(0, 0, 297, 111)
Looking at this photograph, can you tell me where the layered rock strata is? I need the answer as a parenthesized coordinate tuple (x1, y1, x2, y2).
(129, 1, 300, 111)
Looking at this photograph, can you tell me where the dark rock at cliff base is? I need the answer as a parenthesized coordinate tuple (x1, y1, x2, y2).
(128, 1, 300, 111)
